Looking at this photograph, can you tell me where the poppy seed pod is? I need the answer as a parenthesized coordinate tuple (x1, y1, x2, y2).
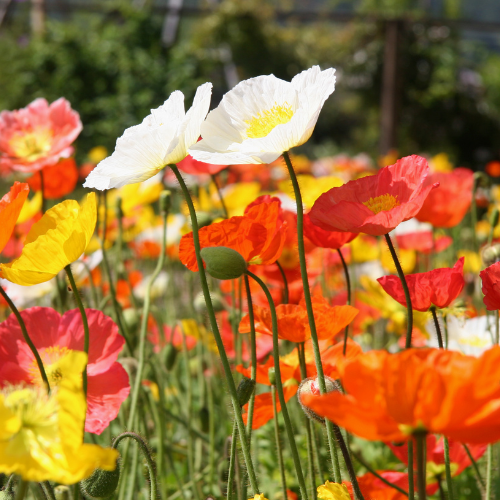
(80, 462, 120, 499)
(298, 376, 340, 424)
(0, 491, 14, 500)
(200, 246, 247, 280)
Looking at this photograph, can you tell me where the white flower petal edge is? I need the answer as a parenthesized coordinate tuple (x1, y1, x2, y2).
(189, 66, 336, 165)
(84, 82, 212, 190)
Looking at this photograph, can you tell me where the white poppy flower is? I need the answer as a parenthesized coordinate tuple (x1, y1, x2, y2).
(189, 66, 336, 165)
(84, 82, 212, 190)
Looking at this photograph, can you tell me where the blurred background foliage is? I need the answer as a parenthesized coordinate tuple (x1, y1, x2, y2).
(1, 0, 500, 168)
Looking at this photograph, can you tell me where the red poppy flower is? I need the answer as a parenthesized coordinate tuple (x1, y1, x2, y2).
(177, 154, 226, 175)
(396, 231, 452, 254)
(309, 155, 437, 236)
(0, 182, 30, 253)
(342, 472, 408, 500)
(28, 157, 79, 199)
(0, 307, 130, 434)
(301, 347, 500, 443)
(480, 261, 500, 311)
(303, 212, 357, 249)
(377, 258, 465, 312)
(416, 168, 473, 228)
(239, 295, 358, 343)
(387, 434, 486, 495)
(179, 198, 287, 271)
(0, 98, 82, 174)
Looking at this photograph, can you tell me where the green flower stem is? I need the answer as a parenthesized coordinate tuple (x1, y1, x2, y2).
(408, 440, 415, 500)
(113, 432, 158, 500)
(352, 451, 408, 496)
(337, 248, 351, 355)
(206, 352, 216, 492)
(40, 169, 46, 214)
(127, 193, 168, 430)
(311, 424, 326, 482)
(496, 310, 499, 345)
(15, 479, 28, 500)
(211, 173, 229, 218)
(170, 164, 259, 495)
(462, 444, 485, 489)
(244, 275, 258, 437)
(471, 176, 479, 251)
(226, 421, 238, 500)
(276, 261, 289, 304)
(65, 265, 89, 397)
(384, 233, 414, 348)
(145, 388, 165, 499)
(486, 444, 493, 500)
(0, 286, 50, 392)
(443, 438, 455, 500)
(430, 307, 444, 349)
(298, 344, 317, 500)
(271, 384, 288, 500)
(283, 151, 352, 486)
(98, 192, 132, 354)
(415, 434, 427, 500)
(246, 269, 309, 500)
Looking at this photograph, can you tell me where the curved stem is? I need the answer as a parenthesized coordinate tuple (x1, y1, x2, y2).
(170, 164, 259, 495)
(276, 260, 289, 304)
(127, 194, 168, 429)
(246, 269, 309, 500)
(211, 173, 229, 219)
(337, 248, 351, 355)
(244, 275, 257, 437)
(65, 265, 89, 398)
(271, 384, 288, 500)
(113, 432, 158, 500)
(430, 307, 444, 349)
(0, 286, 50, 392)
(384, 233, 413, 348)
(443, 437, 455, 500)
(283, 151, 352, 487)
(462, 444, 485, 489)
(226, 422, 238, 500)
(352, 451, 408, 496)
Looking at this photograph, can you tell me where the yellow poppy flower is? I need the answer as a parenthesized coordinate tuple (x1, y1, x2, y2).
(317, 481, 351, 500)
(16, 191, 42, 225)
(0, 351, 118, 483)
(0, 192, 97, 286)
(248, 495, 270, 500)
(278, 175, 343, 209)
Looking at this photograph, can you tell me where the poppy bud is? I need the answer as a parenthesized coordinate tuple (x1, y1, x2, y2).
(196, 211, 215, 228)
(162, 343, 178, 370)
(0, 491, 14, 500)
(115, 196, 124, 220)
(298, 376, 340, 424)
(268, 367, 276, 386)
(490, 207, 500, 231)
(54, 486, 70, 500)
(122, 308, 139, 332)
(200, 246, 247, 280)
(482, 243, 500, 267)
(80, 461, 120, 499)
(194, 291, 225, 314)
(159, 190, 171, 215)
(237, 377, 256, 407)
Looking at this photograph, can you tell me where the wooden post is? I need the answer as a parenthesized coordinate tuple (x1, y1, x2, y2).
(379, 19, 401, 155)
(31, 0, 44, 36)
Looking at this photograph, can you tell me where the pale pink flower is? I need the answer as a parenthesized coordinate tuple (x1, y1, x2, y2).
(0, 98, 82, 174)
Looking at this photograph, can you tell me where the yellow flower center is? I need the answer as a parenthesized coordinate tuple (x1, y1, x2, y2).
(426, 461, 459, 482)
(362, 193, 400, 214)
(9, 128, 54, 162)
(245, 102, 294, 139)
(28, 345, 71, 387)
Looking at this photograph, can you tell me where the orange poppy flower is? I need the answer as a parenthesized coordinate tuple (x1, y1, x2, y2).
(342, 472, 408, 500)
(301, 347, 500, 444)
(28, 158, 79, 199)
(0, 182, 30, 253)
(239, 295, 358, 343)
(179, 199, 287, 271)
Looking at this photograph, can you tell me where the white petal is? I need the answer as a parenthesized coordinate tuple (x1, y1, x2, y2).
(189, 142, 280, 165)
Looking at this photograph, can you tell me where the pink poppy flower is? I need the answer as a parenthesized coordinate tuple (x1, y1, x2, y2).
(0, 98, 82, 174)
(0, 307, 129, 434)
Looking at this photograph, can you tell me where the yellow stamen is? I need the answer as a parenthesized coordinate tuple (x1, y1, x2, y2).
(363, 193, 400, 214)
(9, 128, 54, 162)
(28, 345, 71, 387)
(245, 102, 294, 139)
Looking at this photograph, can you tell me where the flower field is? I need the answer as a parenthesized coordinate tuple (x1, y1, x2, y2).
(0, 64, 499, 500)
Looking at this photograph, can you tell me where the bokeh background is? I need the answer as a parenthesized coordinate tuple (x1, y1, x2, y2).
(2, 0, 500, 169)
